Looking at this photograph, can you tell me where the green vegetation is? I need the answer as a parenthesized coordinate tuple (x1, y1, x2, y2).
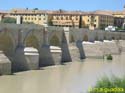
(22, 22, 35, 24)
(89, 76, 125, 93)
(100, 24, 106, 30)
(106, 54, 113, 60)
(116, 27, 125, 31)
(33, 8, 39, 10)
(1, 17, 16, 23)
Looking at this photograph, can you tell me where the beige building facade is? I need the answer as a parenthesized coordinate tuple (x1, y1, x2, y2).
(113, 9, 125, 28)
(0, 8, 125, 29)
(48, 10, 82, 28)
(81, 11, 114, 30)
(8, 9, 48, 25)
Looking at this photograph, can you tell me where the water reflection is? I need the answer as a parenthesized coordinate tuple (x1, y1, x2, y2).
(0, 53, 125, 93)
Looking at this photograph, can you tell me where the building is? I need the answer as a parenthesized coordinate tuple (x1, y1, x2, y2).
(48, 10, 83, 28)
(113, 6, 125, 28)
(0, 11, 9, 22)
(8, 9, 48, 25)
(113, 17, 124, 28)
(0, 8, 125, 30)
(113, 11, 125, 28)
(81, 11, 114, 30)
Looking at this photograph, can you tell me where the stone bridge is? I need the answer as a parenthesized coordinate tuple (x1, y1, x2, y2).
(0, 23, 125, 74)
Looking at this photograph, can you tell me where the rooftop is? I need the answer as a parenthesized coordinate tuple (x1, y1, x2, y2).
(0, 8, 124, 16)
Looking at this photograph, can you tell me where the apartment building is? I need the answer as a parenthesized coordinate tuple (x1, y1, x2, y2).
(81, 11, 114, 29)
(113, 11, 125, 28)
(8, 9, 48, 25)
(0, 11, 9, 21)
(0, 8, 125, 30)
(48, 10, 83, 28)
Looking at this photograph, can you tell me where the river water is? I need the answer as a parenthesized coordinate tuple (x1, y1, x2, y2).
(0, 53, 125, 93)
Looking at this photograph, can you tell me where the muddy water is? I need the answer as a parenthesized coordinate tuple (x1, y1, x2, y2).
(0, 53, 125, 93)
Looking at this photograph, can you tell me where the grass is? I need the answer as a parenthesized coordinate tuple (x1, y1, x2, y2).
(89, 76, 125, 93)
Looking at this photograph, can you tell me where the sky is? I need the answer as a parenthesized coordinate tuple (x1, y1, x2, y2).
(0, 0, 125, 11)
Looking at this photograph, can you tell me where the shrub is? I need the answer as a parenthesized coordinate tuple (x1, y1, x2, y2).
(107, 54, 113, 60)
(89, 76, 125, 93)
(1, 17, 16, 23)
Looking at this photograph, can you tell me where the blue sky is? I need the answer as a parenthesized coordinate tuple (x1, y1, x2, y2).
(0, 0, 125, 11)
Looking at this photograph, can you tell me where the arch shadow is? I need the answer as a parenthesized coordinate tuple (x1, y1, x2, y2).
(83, 34, 88, 41)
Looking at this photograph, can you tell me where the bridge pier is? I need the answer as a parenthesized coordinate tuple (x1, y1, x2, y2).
(0, 51, 11, 75)
(39, 27, 62, 66)
(39, 45, 62, 66)
(63, 28, 85, 62)
(13, 30, 39, 72)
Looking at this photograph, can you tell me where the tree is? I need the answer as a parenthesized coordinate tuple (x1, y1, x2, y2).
(1, 17, 16, 23)
(100, 24, 106, 30)
(33, 8, 39, 10)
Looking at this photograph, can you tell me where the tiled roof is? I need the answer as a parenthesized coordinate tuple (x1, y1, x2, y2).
(83, 10, 113, 16)
(0, 10, 9, 14)
(48, 10, 86, 15)
(113, 10, 125, 15)
(0, 9, 125, 16)
(9, 8, 48, 14)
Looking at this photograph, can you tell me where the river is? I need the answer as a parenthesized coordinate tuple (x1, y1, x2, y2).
(0, 52, 125, 93)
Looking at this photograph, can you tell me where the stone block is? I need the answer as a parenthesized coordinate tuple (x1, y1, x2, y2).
(24, 47, 39, 70)
(0, 51, 11, 75)
(83, 42, 103, 58)
(102, 40, 119, 54)
(39, 45, 62, 66)
(50, 46, 62, 65)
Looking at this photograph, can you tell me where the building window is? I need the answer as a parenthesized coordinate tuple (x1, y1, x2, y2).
(76, 17, 78, 20)
(69, 16, 72, 20)
(56, 17, 59, 20)
(39, 18, 41, 20)
(94, 24, 96, 27)
(61, 16, 63, 20)
(66, 17, 68, 20)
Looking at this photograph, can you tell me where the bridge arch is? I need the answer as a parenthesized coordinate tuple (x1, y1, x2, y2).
(0, 30, 15, 56)
(23, 30, 40, 50)
(49, 34, 60, 46)
(83, 34, 88, 41)
(24, 35, 39, 49)
(95, 35, 98, 41)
